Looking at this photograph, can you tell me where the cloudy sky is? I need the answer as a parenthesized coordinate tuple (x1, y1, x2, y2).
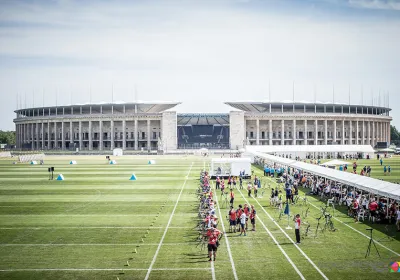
(0, 0, 399, 130)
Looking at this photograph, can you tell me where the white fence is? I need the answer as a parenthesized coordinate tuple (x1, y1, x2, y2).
(0, 152, 12, 158)
(18, 153, 45, 163)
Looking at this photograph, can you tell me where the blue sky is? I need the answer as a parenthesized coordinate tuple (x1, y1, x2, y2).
(0, 0, 399, 130)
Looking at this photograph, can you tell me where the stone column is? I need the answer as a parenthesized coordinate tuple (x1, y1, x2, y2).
(54, 122, 58, 149)
(122, 120, 126, 150)
(70, 121, 73, 148)
(349, 120, 353, 144)
(99, 120, 103, 151)
(79, 121, 83, 151)
(31, 123, 34, 150)
(110, 120, 114, 150)
(88, 121, 92, 150)
(41, 122, 44, 150)
(293, 119, 296, 145)
(388, 122, 391, 144)
(367, 121, 371, 146)
(324, 119, 328, 145)
(134, 119, 138, 150)
(61, 122, 65, 150)
(47, 122, 50, 149)
(314, 120, 318, 145)
(333, 120, 337, 144)
(256, 119, 260, 145)
(281, 120, 284, 145)
(341, 120, 345, 145)
(304, 120, 308, 145)
(380, 122, 383, 143)
(362, 120, 365, 145)
(268, 119, 272, 145)
(372, 121, 375, 147)
(147, 119, 151, 150)
(356, 120, 359, 145)
(36, 122, 39, 150)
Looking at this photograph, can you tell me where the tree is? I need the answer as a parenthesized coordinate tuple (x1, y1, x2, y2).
(391, 125, 400, 145)
(0, 131, 16, 145)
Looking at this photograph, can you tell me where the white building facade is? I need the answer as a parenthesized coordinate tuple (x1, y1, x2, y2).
(14, 102, 179, 151)
(227, 101, 392, 150)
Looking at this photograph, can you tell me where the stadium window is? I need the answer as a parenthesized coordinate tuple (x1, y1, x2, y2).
(153, 132, 157, 139)
(250, 132, 254, 138)
(261, 131, 265, 139)
(142, 132, 145, 139)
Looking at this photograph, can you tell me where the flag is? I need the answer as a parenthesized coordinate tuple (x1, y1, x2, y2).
(284, 203, 290, 216)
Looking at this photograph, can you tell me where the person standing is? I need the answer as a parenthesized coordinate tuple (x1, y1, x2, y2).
(384, 165, 387, 175)
(229, 189, 235, 208)
(250, 205, 257, 231)
(216, 176, 220, 190)
(207, 227, 220, 261)
(396, 207, 400, 232)
(388, 165, 391, 175)
(240, 210, 247, 236)
(294, 214, 301, 244)
(247, 181, 252, 197)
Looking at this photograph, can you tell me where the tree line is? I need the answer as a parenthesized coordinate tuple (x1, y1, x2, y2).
(0, 131, 16, 146)
(391, 125, 400, 146)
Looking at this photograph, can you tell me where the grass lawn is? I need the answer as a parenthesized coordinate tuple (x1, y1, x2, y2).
(0, 155, 399, 280)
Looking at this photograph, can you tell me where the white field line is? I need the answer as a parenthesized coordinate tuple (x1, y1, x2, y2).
(0, 268, 211, 272)
(211, 259, 216, 280)
(0, 226, 192, 230)
(207, 160, 217, 280)
(236, 190, 306, 280)
(263, 174, 400, 257)
(306, 200, 400, 257)
(245, 190, 328, 280)
(210, 165, 239, 280)
(0, 243, 189, 246)
(144, 163, 193, 280)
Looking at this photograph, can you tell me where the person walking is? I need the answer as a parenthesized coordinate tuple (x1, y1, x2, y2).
(294, 214, 301, 244)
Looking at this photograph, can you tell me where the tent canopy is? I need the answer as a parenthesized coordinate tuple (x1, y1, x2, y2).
(210, 158, 251, 177)
(247, 145, 374, 154)
(250, 150, 400, 201)
(321, 159, 350, 166)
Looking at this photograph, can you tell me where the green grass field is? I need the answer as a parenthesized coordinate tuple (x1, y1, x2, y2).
(0, 155, 399, 280)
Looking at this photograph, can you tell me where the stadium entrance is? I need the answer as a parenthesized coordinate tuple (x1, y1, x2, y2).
(177, 114, 230, 149)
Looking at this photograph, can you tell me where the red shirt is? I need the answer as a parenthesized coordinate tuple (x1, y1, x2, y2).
(236, 209, 243, 218)
(244, 207, 250, 216)
(369, 202, 378, 211)
(230, 192, 234, 199)
(229, 209, 236, 220)
(295, 218, 301, 229)
(207, 230, 219, 245)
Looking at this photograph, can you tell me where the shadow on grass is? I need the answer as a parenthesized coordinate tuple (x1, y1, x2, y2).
(302, 190, 400, 242)
(252, 164, 400, 243)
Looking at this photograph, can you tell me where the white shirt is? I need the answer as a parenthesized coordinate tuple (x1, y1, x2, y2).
(240, 213, 246, 224)
(397, 210, 400, 221)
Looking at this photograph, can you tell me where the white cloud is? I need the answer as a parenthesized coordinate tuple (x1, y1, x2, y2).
(348, 0, 400, 10)
(0, 0, 399, 130)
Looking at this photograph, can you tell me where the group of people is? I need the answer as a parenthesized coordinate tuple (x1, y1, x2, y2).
(228, 204, 257, 235)
(199, 171, 223, 262)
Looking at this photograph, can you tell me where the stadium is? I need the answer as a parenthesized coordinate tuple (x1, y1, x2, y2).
(13, 101, 392, 151)
(3, 99, 400, 280)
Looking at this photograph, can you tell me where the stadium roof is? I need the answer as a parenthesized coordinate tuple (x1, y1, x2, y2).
(246, 145, 375, 154)
(15, 101, 180, 113)
(177, 113, 229, 125)
(249, 150, 400, 201)
(225, 101, 391, 112)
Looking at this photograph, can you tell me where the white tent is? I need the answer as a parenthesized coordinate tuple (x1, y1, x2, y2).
(321, 159, 350, 167)
(113, 148, 123, 156)
(210, 158, 251, 178)
(246, 145, 374, 159)
(250, 151, 400, 201)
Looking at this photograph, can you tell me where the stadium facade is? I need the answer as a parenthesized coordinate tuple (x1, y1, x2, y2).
(14, 101, 392, 151)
